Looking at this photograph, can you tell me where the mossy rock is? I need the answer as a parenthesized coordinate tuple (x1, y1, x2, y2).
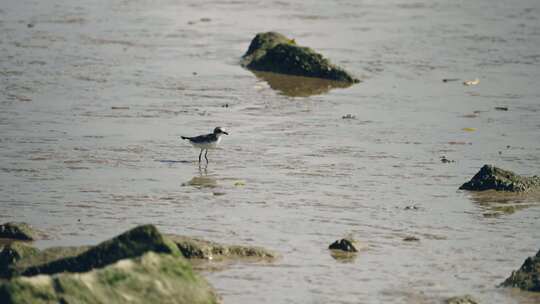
(6, 225, 179, 278)
(166, 234, 276, 260)
(242, 32, 359, 83)
(0, 223, 38, 241)
(444, 295, 479, 304)
(0, 243, 40, 278)
(0, 252, 219, 304)
(460, 165, 540, 192)
(500, 248, 540, 292)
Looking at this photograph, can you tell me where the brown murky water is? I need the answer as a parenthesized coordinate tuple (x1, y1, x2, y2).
(2, 0, 540, 303)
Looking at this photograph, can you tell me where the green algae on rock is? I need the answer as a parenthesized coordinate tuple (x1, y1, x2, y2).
(166, 234, 276, 260)
(459, 165, 540, 192)
(501, 248, 540, 292)
(444, 295, 479, 304)
(242, 32, 359, 83)
(0, 223, 38, 241)
(0, 243, 40, 278)
(7, 224, 179, 278)
(0, 252, 219, 304)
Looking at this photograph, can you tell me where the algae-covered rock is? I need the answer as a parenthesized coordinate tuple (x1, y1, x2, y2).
(5, 246, 91, 279)
(166, 234, 276, 260)
(328, 238, 361, 252)
(0, 252, 219, 304)
(8, 224, 179, 278)
(242, 32, 359, 83)
(444, 295, 479, 304)
(0, 243, 39, 277)
(459, 165, 540, 192)
(500, 248, 540, 292)
(0, 223, 38, 241)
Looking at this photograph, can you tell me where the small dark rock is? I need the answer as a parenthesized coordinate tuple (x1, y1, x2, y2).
(0, 222, 38, 241)
(444, 295, 479, 304)
(459, 164, 540, 192)
(500, 248, 540, 292)
(329, 238, 360, 252)
(242, 32, 359, 83)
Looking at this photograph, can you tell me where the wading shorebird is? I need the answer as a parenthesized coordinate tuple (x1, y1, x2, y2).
(181, 127, 229, 164)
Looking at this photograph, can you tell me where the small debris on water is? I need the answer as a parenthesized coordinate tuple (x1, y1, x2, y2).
(463, 78, 480, 86)
(111, 106, 130, 110)
(495, 106, 508, 111)
(448, 141, 472, 145)
(403, 236, 420, 242)
(222, 103, 229, 108)
(234, 180, 245, 187)
(462, 127, 476, 132)
(342, 114, 356, 119)
(441, 156, 455, 163)
(442, 78, 459, 82)
(404, 204, 421, 211)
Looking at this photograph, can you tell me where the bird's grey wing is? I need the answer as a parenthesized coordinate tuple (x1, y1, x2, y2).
(187, 133, 214, 143)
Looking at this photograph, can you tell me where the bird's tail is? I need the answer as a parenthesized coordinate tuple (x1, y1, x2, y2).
(181, 136, 189, 140)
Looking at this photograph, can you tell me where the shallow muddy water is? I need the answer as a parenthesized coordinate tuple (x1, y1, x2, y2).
(1, 0, 540, 303)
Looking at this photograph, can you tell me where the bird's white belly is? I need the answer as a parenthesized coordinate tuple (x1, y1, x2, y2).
(192, 142, 217, 149)
(191, 136, 221, 149)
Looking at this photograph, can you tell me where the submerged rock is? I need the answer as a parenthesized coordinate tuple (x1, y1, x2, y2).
(4, 224, 179, 278)
(0, 252, 218, 304)
(444, 295, 479, 304)
(501, 248, 540, 292)
(166, 234, 276, 260)
(0, 223, 38, 241)
(328, 238, 361, 252)
(242, 32, 359, 83)
(459, 165, 540, 192)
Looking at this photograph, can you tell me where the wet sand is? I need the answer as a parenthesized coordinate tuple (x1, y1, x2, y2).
(1, 0, 540, 303)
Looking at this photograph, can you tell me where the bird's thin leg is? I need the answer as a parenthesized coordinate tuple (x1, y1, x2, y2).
(204, 149, 209, 163)
(198, 149, 203, 163)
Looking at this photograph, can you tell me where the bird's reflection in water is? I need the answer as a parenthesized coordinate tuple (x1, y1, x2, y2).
(182, 167, 218, 189)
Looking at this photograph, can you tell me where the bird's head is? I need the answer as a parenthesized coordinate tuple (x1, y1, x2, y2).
(213, 127, 229, 135)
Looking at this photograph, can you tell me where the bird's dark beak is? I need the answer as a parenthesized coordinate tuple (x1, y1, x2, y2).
(223, 131, 229, 135)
